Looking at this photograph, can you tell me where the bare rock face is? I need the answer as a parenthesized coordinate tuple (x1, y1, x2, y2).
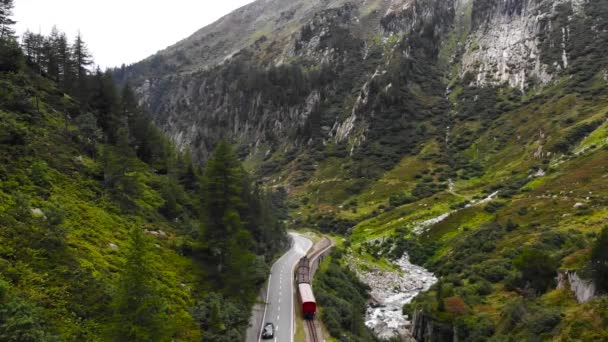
(461, 0, 586, 90)
(557, 270, 596, 303)
(120, 0, 603, 167)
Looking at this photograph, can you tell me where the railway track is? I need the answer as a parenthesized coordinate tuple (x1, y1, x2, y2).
(306, 319, 320, 342)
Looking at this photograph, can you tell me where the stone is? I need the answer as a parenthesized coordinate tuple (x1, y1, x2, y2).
(31, 208, 46, 219)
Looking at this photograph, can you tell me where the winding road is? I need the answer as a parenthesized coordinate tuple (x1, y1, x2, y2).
(250, 232, 312, 342)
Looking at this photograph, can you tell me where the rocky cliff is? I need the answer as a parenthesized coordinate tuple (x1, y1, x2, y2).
(117, 0, 605, 169)
(115, 0, 608, 340)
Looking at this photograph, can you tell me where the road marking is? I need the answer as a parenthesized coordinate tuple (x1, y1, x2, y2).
(258, 274, 272, 342)
(277, 315, 280, 320)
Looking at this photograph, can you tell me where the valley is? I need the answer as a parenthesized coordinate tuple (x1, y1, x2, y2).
(2, 0, 608, 341)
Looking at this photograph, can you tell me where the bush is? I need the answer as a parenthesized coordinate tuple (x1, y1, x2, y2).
(513, 249, 557, 294)
(444, 296, 468, 315)
(0, 279, 53, 341)
(525, 307, 561, 335)
(389, 192, 415, 207)
(591, 226, 608, 292)
(484, 201, 504, 213)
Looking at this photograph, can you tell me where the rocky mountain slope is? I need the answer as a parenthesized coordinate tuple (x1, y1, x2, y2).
(119, 0, 608, 340)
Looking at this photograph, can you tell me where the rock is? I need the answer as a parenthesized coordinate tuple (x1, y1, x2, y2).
(108, 243, 119, 250)
(31, 208, 46, 219)
(557, 271, 596, 303)
(573, 202, 585, 208)
(353, 253, 437, 339)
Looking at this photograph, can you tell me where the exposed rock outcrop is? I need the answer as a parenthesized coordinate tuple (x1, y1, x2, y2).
(121, 0, 604, 166)
(557, 270, 596, 303)
(411, 310, 455, 342)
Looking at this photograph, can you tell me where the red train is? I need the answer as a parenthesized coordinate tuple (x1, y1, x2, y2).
(296, 256, 317, 319)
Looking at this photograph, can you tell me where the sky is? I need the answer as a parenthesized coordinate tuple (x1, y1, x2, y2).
(14, 0, 256, 69)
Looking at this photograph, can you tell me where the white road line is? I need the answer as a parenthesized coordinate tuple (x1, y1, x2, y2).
(277, 315, 280, 320)
(258, 274, 272, 342)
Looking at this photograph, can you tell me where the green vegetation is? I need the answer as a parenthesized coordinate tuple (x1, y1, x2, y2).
(592, 227, 608, 293)
(5, 0, 608, 340)
(314, 250, 378, 342)
(0, 9, 286, 340)
(111, 229, 169, 341)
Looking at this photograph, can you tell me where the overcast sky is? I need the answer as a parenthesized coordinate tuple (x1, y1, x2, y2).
(14, 0, 255, 69)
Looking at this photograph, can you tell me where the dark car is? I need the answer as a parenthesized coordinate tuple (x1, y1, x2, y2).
(262, 322, 275, 339)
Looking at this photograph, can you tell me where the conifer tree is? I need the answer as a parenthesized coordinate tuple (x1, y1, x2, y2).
(21, 30, 43, 69)
(201, 141, 245, 271)
(89, 69, 122, 142)
(55, 31, 73, 91)
(0, 0, 21, 72)
(0, 0, 16, 41)
(112, 228, 168, 341)
(72, 31, 92, 100)
(42, 27, 60, 80)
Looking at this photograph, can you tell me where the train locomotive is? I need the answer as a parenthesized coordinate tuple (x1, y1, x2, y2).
(296, 256, 317, 319)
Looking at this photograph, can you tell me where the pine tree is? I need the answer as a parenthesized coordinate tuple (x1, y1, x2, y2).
(42, 27, 60, 80)
(72, 32, 92, 101)
(0, 0, 21, 73)
(112, 228, 168, 341)
(21, 30, 43, 67)
(55, 31, 73, 91)
(0, 0, 16, 41)
(201, 141, 245, 272)
(89, 69, 121, 142)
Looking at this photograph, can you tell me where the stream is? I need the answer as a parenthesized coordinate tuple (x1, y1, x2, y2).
(355, 254, 437, 340)
(355, 190, 500, 339)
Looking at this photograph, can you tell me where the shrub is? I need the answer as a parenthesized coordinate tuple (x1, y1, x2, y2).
(444, 296, 468, 315)
(484, 201, 504, 213)
(389, 192, 415, 207)
(513, 249, 557, 294)
(591, 226, 608, 292)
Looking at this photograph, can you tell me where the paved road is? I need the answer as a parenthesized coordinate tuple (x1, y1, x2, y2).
(259, 232, 312, 342)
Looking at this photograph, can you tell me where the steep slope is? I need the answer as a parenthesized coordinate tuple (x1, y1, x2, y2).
(119, 0, 608, 340)
(0, 38, 287, 340)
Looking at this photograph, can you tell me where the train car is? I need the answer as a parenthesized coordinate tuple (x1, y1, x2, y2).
(297, 256, 310, 284)
(298, 283, 317, 319)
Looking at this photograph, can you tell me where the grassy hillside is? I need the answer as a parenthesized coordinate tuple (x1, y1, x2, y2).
(0, 28, 287, 340)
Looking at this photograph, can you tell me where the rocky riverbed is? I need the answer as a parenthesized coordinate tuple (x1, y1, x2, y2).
(348, 254, 437, 340)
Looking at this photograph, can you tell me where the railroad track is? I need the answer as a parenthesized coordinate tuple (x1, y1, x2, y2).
(307, 237, 331, 260)
(306, 319, 320, 342)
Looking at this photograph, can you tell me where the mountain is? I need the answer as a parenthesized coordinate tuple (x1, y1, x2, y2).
(118, 0, 608, 340)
